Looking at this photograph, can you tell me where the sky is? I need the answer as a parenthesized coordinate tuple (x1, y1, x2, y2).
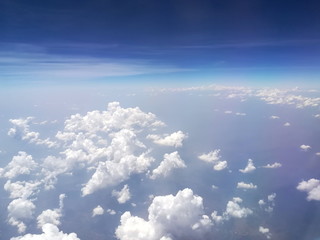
(1, 1, 320, 240)
(1, 0, 320, 86)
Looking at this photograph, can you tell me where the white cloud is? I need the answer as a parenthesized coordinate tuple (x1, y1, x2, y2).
(198, 150, 227, 171)
(213, 161, 227, 171)
(258, 193, 276, 213)
(4, 180, 41, 199)
(198, 150, 221, 163)
(149, 151, 186, 179)
(297, 178, 320, 201)
(270, 115, 280, 119)
(211, 197, 253, 224)
(115, 188, 212, 240)
(11, 223, 80, 240)
(8, 117, 57, 148)
(235, 112, 246, 116)
(300, 145, 311, 151)
(224, 197, 253, 219)
(8, 198, 36, 233)
(92, 205, 104, 217)
(314, 114, 320, 118)
(0, 152, 37, 179)
(262, 162, 282, 169)
(237, 182, 257, 189)
(47, 102, 178, 196)
(316, 152, 320, 156)
(112, 185, 131, 204)
(239, 159, 256, 173)
(147, 131, 187, 148)
(107, 209, 116, 215)
(283, 122, 291, 127)
(211, 185, 218, 190)
(37, 194, 65, 228)
(259, 226, 272, 239)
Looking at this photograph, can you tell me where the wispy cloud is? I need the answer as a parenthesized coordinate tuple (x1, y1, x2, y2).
(0, 45, 188, 82)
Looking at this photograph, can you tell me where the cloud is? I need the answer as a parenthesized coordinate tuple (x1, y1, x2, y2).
(198, 150, 227, 171)
(213, 161, 227, 171)
(283, 122, 291, 127)
(107, 209, 116, 215)
(0, 152, 38, 179)
(237, 182, 257, 189)
(4, 180, 41, 199)
(112, 185, 131, 204)
(224, 197, 253, 218)
(239, 159, 256, 173)
(0, 48, 187, 82)
(297, 178, 320, 201)
(211, 197, 253, 224)
(262, 162, 282, 169)
(115, 188, 212, 240)
(258, 193, 276, 212)
(92, 205, 104, 217)
(259, 226, 272, 239)
(300, 145, 311, 151)
(270, 115, 280, 119)
(11, 223, 80, 240)
(8, 117, 57, 148)
(147, 131, 187, 148)
(149, 151, 186, 179)
(51, 102, 174, 196)
(37, 194, 65, 228)
(8, 198, 36, 233)
(198, 150, 221, 163)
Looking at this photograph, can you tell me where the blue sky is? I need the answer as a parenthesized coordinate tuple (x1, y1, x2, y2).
(1, 0, 320, 86)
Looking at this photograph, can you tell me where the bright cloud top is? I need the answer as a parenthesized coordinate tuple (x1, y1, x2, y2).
(237, 182, 257, 190)
(112, 185, 131, 204)
(149, 151, 186, 179)
(147, 131, 187, 148)
(297, 178, 320, 201)
(239, 159, 256, 173)
(198, 150, 228, 171)
(116, 188, 212, 240)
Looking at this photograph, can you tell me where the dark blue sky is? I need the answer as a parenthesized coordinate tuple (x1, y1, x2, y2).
(1, 0, 320, 84)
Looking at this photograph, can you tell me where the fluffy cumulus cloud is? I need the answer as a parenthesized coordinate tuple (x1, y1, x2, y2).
(8, 117, 57, 148)
(198, 150, 227, 171)
(198, 150, 221, 163)
(300, 145, 311, 151)
(37, 194, 65, 228)
(237, 182, 257, 189)
(213, 161, 227, 171)
(11, 223, 80, 240)
(47, 102, 185, 196)
(211, 197, 253, 224)
(262, 162, 282, 169)
(259, 226, 272, 239)
(7, 198, 36, 233)
(92, 205, 104, 217)
(112, 185, 131, 204)
(115, 188, 212, 240)
(149, 151, 186, 179)
(239, 159, 256, 173)
(4, 180, 41, 199)
(147, 131, 187, 148)
(258, 193, 276, 212)
(297, 178, 320, 201)
(0, 152, 37, 179)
